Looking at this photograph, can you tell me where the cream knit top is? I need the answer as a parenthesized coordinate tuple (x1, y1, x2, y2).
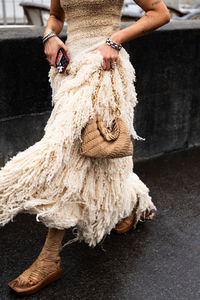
(60, 0, 124, 57)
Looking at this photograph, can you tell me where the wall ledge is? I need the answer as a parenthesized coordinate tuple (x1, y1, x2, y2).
(0, 20, 200, 40)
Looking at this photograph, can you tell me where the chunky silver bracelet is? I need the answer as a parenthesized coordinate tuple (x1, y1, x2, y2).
(106, 38, 122, 51)
(42, 31, 57, 44)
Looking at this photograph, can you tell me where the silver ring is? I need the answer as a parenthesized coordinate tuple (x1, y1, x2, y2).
(111, 62, 117, 69)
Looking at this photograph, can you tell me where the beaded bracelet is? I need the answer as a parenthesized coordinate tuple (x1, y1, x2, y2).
(106, 38, 122, 51)
(42, 31, 57, 44)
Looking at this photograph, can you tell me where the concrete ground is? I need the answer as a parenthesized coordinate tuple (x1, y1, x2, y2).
(0, 147, 199, 300)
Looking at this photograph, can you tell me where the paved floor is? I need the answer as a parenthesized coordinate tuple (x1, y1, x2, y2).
(0, 147, 199, 300)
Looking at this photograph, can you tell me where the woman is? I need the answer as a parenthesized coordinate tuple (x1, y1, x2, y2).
(1, 0, 170, 296)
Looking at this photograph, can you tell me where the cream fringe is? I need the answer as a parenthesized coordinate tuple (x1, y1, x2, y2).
(0, 45, 156, 247)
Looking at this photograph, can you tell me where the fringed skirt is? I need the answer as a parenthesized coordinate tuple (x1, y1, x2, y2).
(0, 37, 156, 247)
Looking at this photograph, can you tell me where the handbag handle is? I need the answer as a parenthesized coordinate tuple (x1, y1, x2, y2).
(91, 68, 121, 117)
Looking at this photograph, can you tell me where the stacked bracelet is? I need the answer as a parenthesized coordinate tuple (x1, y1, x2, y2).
(106, 38, 122, 51)
(42, 31, 57, 44)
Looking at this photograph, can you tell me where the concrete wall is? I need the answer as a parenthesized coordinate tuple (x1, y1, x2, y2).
(0, 21, 200, 166)
(122, 20, 200, 160)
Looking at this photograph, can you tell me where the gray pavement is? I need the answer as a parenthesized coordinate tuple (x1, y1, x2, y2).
(0, 147, 200, 300)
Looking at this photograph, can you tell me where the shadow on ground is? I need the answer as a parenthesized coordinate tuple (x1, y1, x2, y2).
(0, 147, 199, 300)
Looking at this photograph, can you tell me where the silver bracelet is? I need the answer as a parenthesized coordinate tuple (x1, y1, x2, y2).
(106, 38, 122, 51)
(42, 31, 56, 44)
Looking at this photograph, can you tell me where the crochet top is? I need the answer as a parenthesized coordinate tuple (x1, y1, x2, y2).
(60, 0, 124, 53)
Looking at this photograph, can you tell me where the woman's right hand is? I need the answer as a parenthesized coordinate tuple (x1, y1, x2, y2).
(44, 35, 68, 67)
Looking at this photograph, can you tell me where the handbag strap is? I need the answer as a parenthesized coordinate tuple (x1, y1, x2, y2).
(91, 68, 121, 117)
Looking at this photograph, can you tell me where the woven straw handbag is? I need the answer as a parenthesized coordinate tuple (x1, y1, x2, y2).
(80, 68, 133, 159)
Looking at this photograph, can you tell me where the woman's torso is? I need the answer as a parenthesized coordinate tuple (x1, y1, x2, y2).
(60, 0, 124, 54)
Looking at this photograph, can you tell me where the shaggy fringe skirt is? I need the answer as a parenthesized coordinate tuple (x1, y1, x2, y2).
(0, 39, 156, 247)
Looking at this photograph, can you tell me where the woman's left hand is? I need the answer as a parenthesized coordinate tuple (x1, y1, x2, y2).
(90, 42, 119, 71)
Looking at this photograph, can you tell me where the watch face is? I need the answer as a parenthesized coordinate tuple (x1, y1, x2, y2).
(56, 48, 69, 73)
